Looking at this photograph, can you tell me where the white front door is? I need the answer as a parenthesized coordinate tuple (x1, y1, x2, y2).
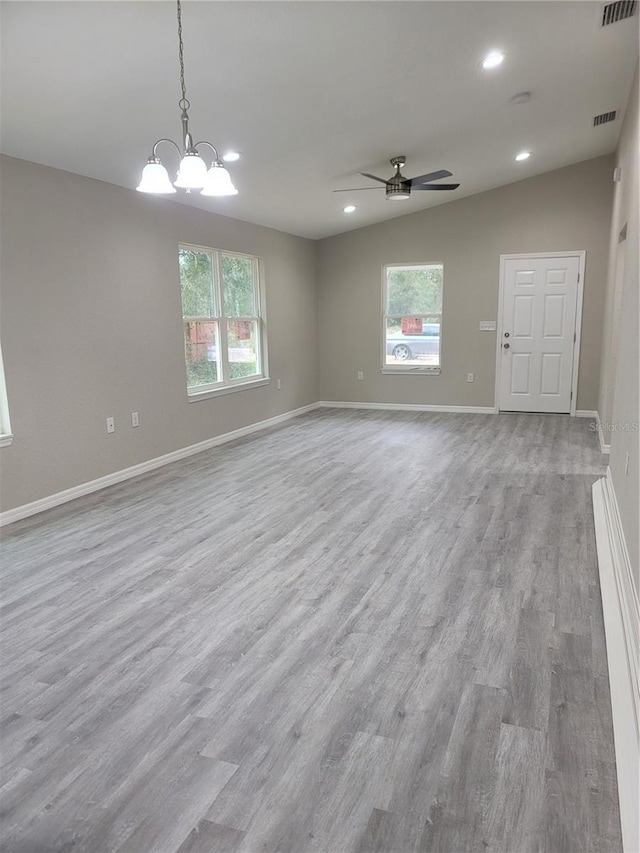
(499, 255, 581, 413)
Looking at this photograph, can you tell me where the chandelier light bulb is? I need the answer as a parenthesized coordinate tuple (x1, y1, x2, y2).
(201, 162, 238, 196)
(136, 160, 177, 194)
(174, 153, 208, 189)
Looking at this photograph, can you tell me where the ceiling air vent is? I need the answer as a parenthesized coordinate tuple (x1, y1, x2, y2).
(601, 0, 637, 26)
(593, 110, 617, 126)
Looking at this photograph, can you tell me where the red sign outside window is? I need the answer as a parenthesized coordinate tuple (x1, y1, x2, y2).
(230, 320, 252, 340)
(401, 317, 423, 335)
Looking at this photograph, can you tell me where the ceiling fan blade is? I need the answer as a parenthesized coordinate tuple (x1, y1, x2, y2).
(360, 172, 389, 184)
(408, 169, 452, 186)
(412, 183, 460, 191)
(332, 187, 383, 192)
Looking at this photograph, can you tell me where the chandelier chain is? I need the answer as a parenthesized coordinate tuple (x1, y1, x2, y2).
(176, 0, 189, 111)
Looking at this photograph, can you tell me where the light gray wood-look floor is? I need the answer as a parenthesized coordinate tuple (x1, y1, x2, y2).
(0, 410, 622, 853)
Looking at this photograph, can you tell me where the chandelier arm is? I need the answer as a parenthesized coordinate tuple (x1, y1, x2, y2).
(194, 141, 220, 163)
(151, 138, 183, 159)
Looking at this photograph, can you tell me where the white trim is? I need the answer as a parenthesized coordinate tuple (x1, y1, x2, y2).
(575, 409, 598, 418)
(0, 433, 13, 447)
(187, 377, 270, 402)
(595, 410, 612, 454)
(380, 368, 441, 376)
(592, 471, 640, 853)
(0, 403, 320, 528)
(319, 401, 495, 414)
(494, 251, 586, 417)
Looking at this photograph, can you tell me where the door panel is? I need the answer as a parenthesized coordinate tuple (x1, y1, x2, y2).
(542, 294, 565, 338)
(499, 255, 580, 413)
(540, 353, 562, 395)
(511, 353, 531, 394)
(513, 295, 534, 337)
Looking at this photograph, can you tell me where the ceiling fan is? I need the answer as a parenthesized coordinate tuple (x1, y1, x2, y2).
(334, 156, 459, 201)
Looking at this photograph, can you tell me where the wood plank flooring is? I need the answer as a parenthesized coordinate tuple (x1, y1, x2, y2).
(0, 410, 622, 852)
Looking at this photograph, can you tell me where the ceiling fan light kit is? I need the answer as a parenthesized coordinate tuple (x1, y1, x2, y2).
(137, 0, 238, 197)
(385, 156, 411, 200)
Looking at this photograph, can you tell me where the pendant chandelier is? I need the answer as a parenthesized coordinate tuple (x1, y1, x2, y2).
(137, 0, 238, 197)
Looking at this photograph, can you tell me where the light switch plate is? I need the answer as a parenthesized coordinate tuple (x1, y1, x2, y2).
(479, 321, 497, 331)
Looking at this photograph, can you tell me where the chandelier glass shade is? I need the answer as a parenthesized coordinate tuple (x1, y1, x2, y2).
(137, 1, 238, 197)
(201, 162, 239, 196)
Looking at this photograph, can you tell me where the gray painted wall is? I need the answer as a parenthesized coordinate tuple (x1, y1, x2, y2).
(317, 156, 614, 411)
(0, 156, 318, 512)
(599, 65, 639, 591)
(0, 153, 621, 518)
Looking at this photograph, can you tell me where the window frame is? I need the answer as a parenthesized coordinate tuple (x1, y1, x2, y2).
(380, 261, 444, 375)
(179, 243, 268, 401)
(0, 337, 12, 446)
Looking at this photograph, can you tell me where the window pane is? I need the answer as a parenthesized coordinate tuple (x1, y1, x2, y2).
(184, 321, 220, 387)
(386, 264, 443, 314)
(221, 255, 256, 317)
(227, 319, 259, 379)
(179, 249, 215, 317)
(385, 317, 441, 366)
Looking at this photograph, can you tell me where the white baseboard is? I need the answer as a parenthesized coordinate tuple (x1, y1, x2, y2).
(0, 403, 320, 528)
(575, 409, 598, 418)
(592, 470, 639, 853)
(319, 401, 496, 414)
(595, 411, 611, 454)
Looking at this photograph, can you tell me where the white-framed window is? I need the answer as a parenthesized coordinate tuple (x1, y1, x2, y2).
(178, 244, 267, 399)
(382, 262, 443, 374)
(0, 337, 12, 446)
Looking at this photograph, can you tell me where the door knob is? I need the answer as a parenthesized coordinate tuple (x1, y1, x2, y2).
(503, 343, 510, 349)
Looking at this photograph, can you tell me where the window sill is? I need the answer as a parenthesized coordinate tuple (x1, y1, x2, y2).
(187, 377, 270, 402)
(381, 367, 441, 376)
(0, 433, 14, 447)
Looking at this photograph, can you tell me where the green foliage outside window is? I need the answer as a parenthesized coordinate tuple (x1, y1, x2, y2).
(386, 265, 443, 314)
(179, 249, 214, 317)
(222, 255, 256, 317)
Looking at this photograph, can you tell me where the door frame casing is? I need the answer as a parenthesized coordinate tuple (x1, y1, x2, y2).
(494, 251, 586, 416)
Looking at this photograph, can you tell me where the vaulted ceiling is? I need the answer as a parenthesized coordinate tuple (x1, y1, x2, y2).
(1, 1, 638, 239)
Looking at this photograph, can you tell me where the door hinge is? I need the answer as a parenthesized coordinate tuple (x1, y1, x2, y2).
(574, 332, 577, 343)
(577, 273, 580, 282)
(570, 390, 573, 400)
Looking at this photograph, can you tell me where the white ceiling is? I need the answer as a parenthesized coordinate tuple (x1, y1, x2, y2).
(1, 1, 638, 239)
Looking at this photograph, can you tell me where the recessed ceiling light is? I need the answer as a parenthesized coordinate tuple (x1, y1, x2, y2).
(515, 151, 531, 161)
(343, 205, 356, 213)
(481, 51, 505, 70)
(222, 151, 240, 162)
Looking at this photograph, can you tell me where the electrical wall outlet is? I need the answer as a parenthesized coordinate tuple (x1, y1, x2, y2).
(276, 379, 282, 390)
(467, 373, 474, 383)
(131, 412, 139, 428)
(106, 417, 115, 434)
(357, 371, 364, 381)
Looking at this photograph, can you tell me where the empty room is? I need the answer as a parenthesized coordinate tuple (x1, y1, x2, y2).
(0, 2, 638, 852)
